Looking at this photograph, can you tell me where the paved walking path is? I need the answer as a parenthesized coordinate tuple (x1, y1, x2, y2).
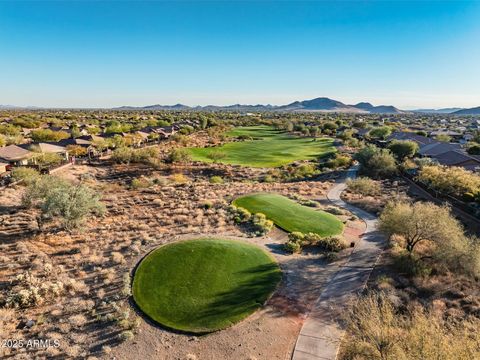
(292, 167, 386, 360)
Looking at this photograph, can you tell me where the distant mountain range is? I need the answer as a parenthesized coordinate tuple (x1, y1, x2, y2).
(0, 104, 42, 110)
(412, 108, 464, 114)
(2, 97, 480, 114)
(115, 97, 405, 114)
(411, 107, 480, 115)
(452, 106, 480, 115)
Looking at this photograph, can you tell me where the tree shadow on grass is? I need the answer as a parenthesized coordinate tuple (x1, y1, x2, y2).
(187, 263, 282, 330)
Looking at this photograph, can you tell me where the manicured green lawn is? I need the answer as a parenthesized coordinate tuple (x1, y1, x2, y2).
(188, 125, 336, 167)
(132, 238, 281, 333)
(233, 193, 344, 237)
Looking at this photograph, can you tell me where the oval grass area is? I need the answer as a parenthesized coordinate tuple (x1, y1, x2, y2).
(233, 193, 344, 237)
(132, 238, 281, 333)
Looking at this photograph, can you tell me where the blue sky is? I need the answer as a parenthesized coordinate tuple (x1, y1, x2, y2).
(1, 1, 479, 109)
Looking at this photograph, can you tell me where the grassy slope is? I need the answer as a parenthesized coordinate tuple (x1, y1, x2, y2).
(188, 125, 336, 167)
(132, 238, 281, 333)
(233, 193, 344, 237)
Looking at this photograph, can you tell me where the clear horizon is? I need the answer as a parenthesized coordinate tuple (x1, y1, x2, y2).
(1, 1, 479, 109)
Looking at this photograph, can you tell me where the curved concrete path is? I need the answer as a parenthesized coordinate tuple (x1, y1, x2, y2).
(292, 167, 386, 360)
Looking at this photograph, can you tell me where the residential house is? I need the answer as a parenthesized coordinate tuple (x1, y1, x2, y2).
(429, 130, 463, 140)
(136, 130, 150, 143)
(433, 150, 480, 172)
(156, 125, 178, 139)
(387, 131, 436, 147)
(418, 142, 463, 157)
(0, 145, 35, 166)
(31, 143, 68, 161)
(56, 136, 93, 149)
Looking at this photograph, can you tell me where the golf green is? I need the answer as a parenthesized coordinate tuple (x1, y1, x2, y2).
(188, 125, 336, 167)
(233, 193, 344, 237)
(132, 238, 281, 333)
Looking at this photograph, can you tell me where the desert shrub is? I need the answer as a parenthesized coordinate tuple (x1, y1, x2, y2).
(10, 167, 40, 185)
(112, 146, 159, 165)
(288, 231, 305, 244)
(167, 148, 192, 163)
(230, 206, 251, 223)
(170, 173, 188, 184)
(342, 292, 480, 360)
(393, 251, 432, 277)
(355, 145, 397, 179)
(118, 330, 134, 341)
(66, 145, 88, 157)
(303, 232, 322, 245)
(22, 175, 105, 231)
(178, 125, 194, 135)
(121, 273, 131, 297)
(324, 206, 345, 215)
(287, 163, 319, 179)
(171, 134, 189, 145)
(388, 140, 419, 160)
(325, 154, 352, 169)
(285, 232, 345, 253)
(131, 177, 152, 189)
(433, 235, 480, 278)
(251, 213, 274, 235)
(317, 235, 347, 252)
(0, 123, 21, 137)
(262, 174, 275, 183)
(34, 152, 63, 169)
(30, 129, 70, 142)
(209, 176, 224, 184)
(111, 147, 134, 164)
(368, 126, 392, 140)
(5, 272, 64, 308)
(284, 240, 302, 253)
(299, 199, 319, 207)
(417, 165, 480, 199)
(134, 147, 160, 166)
(346, 177, 380, 196)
